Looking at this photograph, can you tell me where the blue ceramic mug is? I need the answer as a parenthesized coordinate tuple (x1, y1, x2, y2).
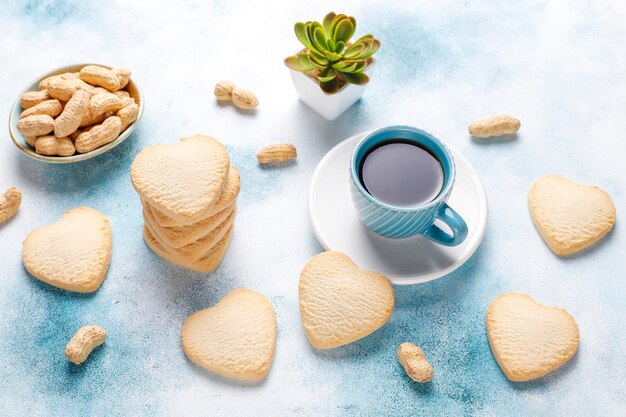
(350, 126, 468, 246)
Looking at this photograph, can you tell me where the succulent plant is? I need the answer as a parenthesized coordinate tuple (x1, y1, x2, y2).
(284, 12, 380, 94)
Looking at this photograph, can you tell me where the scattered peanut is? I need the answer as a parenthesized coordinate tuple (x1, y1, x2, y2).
(214, 81, 258, 110)
(90, 92, 124, 117)
(231, 88, 259, 110)
(75, 116, 122, 153)
(0, 187, 22, 224)
(79, 65, 120, 91)
(397, 343, 433, 383)
(35, 135, 76, 156)
(20, 89, 50, 109)
(257, 143, 297, 164)
(54, 89, 90, 138)
(19, 99, 63, 119)
(214, 80, 237, 101)
(64, 325, 107, 365)
(468, 115, 520, 138)
(17, 114, 55, 137)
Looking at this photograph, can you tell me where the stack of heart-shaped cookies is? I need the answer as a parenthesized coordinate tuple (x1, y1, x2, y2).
(131, 135, 240, 272)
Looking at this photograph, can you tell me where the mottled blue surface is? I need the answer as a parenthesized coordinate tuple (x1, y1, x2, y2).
(0, 1, 625, 416)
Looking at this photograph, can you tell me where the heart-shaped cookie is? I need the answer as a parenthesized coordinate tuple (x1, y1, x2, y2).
(299, 251, 394, 349)
(142, 200, 235, 248)
(181, 288, 276, 381)
(22, 207, 112, 293)
(486, 293, 579, 382)
(528, 175, 616, 256)
(143, 223, 233, 272)
(131, 135, 230, 225)
(150, 165, 240, 228)
(144, 207, 236, 261)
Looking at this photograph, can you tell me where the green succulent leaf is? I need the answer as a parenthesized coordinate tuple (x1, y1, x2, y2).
(343, 37, 380, 59)
(304, 24, 313, 46)
(329, 14, 348, 41)
(352, 60, 367, 73)
(332, 59, 365, 73)
(323, 50, 343, 61)
(333, 19, 355, 43)
(342, 39, 365, 59)
(326, 38, 335, 51)
(320, 77, 339, 94)
(294, 22, 314, 50)
(317, 67, 337, 82)
(331, 60, 355, 70)
(308, 51, 330, 66)
(341, 62, 359, 73)
(284, 53, 319, 72)
(307, 55, 322, 69)
(361, 39, 381, 58)
(284, 56, 300, 71)
(312, 26, 328, 53)
(334, 41, 346, 53)
(323, 12, 336, 34)
(355, 34, 373, 42)
(304, 23, 320, 54)
(339, 71, 369, 85)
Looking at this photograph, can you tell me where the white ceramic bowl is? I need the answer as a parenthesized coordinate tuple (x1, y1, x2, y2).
(8, 63, 144, 164)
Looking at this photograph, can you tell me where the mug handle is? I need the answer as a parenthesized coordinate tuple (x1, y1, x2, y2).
(423, 204, 468, 246)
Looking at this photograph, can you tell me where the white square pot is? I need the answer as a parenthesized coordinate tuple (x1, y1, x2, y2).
(289, 63, 374, 120)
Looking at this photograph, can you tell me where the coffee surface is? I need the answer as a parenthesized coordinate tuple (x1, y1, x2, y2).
(359, 141, 444, 207)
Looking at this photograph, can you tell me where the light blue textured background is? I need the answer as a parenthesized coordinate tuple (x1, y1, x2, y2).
(0, 1, 624, 415)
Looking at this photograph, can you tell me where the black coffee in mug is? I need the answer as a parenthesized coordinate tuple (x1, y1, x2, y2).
(358, 140, 444, 207)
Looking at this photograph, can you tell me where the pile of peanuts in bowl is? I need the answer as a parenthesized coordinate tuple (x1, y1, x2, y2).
(16, 65, 139, 157)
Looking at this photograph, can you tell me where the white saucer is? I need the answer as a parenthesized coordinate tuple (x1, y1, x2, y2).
(308, 132, 488, 285)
